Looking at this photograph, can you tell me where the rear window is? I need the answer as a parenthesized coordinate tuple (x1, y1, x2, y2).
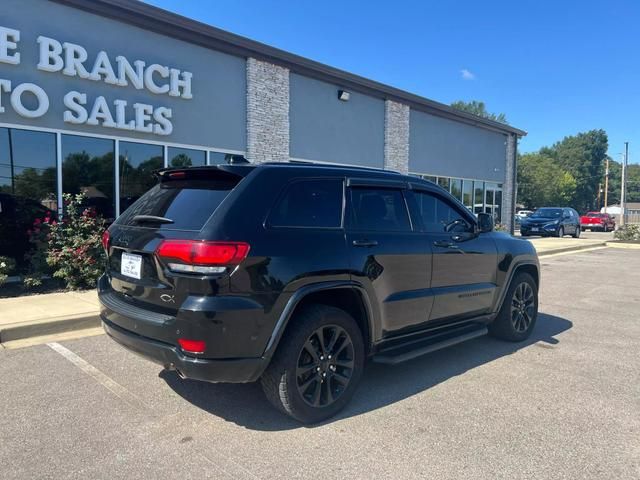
(586, 213, 603, 218)
(117, 179, 237, 231)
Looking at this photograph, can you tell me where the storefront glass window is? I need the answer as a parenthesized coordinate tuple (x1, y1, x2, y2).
(0, 128, 58, 266)
(168, 147, 205, 167)
(209, 151, 247, 165)
(494, 187, 503, 224)
(450, 178, 462, 201)
(119, 142, 163, 214)
(437, 177, 450, 191)
(474, 181, 485, 214)
(484, 182, 499, 220)
(62, 135, 115, 221)
(423, 175, 437, 184)
(462, 180, 473, 211)
(0, 128, 57, 208)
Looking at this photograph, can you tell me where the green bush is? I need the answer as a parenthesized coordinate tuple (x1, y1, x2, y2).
(26, 193, 107, 290)
(0, 256, 16, 286)
(47, 194, 107, 289)
(614, 224, 640, 241)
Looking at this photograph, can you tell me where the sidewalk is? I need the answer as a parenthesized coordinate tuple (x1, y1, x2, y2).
(0, 237, 629, 346)
(0, 290, 101, 344)
(526, 237, 608, 255)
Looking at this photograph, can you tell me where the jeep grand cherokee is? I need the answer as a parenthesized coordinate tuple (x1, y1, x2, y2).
(99, 162, 540, 423)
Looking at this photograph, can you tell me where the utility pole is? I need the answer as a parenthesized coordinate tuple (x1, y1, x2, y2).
(604, 156, 609, 213)
(597, 183, 602, 209)
(621, 142, 629, 226)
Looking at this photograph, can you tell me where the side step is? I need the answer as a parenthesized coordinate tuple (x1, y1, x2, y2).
(372, 325, 488, 365)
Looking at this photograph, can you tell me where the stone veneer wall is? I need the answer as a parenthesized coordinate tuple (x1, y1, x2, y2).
(246, 57, 290, 163)
(383, 100, 410, 174)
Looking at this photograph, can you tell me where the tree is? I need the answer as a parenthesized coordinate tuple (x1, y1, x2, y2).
(450, 100, 508, 124)
(517, 153, 577, 208)
(540, 129, 608, 212)
(170, 154, 192, 167)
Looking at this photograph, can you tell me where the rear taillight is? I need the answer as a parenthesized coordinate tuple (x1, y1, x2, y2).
(178, 338, 206, 354)
(101, 230, 110, 252)
(156, 240, 250, 274)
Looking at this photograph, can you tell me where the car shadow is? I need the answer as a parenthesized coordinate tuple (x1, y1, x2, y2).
(159, 312, 572, 431)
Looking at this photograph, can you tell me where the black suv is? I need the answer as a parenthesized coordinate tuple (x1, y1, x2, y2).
(99, 163, 540, 423)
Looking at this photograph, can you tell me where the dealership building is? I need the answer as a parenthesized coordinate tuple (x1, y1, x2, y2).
(1, 0, 525, 252)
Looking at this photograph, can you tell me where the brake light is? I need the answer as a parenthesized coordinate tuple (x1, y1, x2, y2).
(101, 230, 110, 252)
(178, 338, 206, 354)
(168, 171, 186, 179)
(156, 240, 250, 274)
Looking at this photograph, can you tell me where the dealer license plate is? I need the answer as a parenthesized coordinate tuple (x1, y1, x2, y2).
(531, 227, 539, 232)
(121, 252, 142, 280)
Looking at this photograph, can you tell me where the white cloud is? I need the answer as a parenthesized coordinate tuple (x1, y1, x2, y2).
(460, 69, 475, 80)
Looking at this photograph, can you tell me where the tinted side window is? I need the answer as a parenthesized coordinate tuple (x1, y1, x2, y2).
(349, 188, 411, 232)
(413, 191, 470, 233)
(269, 179, 343, 228)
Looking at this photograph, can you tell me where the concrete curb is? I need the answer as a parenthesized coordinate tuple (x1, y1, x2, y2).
(606, 242, 640, 250)
(0, 312, 101, 343)
(536, 242, 608, 257)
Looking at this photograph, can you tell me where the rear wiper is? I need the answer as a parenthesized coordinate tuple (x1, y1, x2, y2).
(132, 215, 174, 224)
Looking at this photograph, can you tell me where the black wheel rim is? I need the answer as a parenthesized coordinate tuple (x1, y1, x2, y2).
(510, 282, 535, 332)
(296, 325, 355, 408)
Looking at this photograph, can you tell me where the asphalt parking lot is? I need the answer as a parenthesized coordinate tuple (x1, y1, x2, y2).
(1, 248, 639, 479)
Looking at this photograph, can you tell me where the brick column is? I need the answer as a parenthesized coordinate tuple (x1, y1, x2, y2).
(384, 100, 410, 174)
(503, 133, 517, 232)
(246, 58, 289, 163)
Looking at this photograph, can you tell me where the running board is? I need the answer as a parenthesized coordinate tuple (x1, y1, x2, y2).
(372, 326, 488, 365)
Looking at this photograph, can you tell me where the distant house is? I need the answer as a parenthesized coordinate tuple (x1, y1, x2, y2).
(602, 203, 640, 224)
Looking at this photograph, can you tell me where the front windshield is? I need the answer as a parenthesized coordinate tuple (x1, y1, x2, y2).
(531, 208, 562, 218)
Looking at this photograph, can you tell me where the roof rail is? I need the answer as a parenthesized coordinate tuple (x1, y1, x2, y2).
(260, 160, 403, 175)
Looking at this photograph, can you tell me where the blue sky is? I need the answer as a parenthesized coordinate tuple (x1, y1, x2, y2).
(145, 0, 639, 163)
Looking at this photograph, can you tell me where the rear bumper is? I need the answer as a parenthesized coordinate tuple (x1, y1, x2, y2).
(102, 317, 267, 383)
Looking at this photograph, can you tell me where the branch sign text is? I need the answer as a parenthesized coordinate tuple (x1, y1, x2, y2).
(0, 25, 193, 136)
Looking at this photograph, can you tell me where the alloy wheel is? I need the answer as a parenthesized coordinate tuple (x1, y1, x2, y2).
(296, 325, 355, 408)
(510, 282, 535, 333)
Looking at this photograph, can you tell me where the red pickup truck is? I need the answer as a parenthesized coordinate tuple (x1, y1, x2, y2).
(580, 212, 616, 232)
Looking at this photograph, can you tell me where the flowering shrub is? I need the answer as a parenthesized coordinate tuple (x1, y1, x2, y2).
(0, 256, 16, 286)
(24, 215, 53, 287)
(614, 224, 640, 241)
(25, 193, 106, 290)
(494, 223, 509, 232)
(47, 194, 107, 289)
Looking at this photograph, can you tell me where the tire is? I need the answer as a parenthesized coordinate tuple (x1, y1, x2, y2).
(556, 226, 564, 238)
(260, 304, 365, 424)
(573, 225, 580, 238)
(489, 272, 538, 342)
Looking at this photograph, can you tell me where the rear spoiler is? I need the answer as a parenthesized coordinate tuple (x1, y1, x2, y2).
(154, 165, 255, 182)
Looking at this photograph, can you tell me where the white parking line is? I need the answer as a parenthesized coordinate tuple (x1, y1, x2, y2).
(47, 341, 150, 412)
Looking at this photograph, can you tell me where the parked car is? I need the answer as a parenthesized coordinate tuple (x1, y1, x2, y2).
(516, 210, 533, 219)
(580, 212, 615, 232)
(0, 193, 56, 266)
(99, 163, 540, 423)
(520, 207, 581, 238)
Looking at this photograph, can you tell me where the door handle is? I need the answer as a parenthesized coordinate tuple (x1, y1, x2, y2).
(353, 239, 378, 247)
(433, 240, 461, 250)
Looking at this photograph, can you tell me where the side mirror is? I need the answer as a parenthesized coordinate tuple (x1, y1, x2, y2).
(477, 213, 493, 233)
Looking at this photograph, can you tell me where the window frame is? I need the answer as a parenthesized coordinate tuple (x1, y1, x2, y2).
(265, 176, 346, 230)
